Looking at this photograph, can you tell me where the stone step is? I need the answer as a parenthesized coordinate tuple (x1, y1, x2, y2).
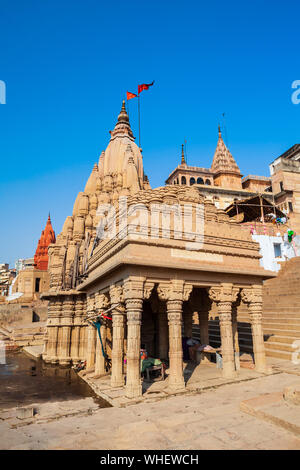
(262, 327, 300, 338)
(262, 313, 300, 318)
(265, 349, 293, 360)
(263, 335, 300, 345)
(261, 322, 300, 331)
(262, 318, 300, 325)
(263, 305, 300, 309)
(264, 341, 297, 353)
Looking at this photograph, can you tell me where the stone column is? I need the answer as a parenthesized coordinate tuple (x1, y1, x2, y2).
(59, 296, 74, 366)
(242, 285, 267, 373)
(71, 296, 84, 365)
(79, 324, 87, 361)
(110, 285, 125, 388)
(167, 299, 185, 391)
(123, 278, 154, 399)
(43, 298, 61, 364)
(86, 294, 96, 370)
(208, 284, 239, 378)
(125, 298, 143, 398)
(95, 321, 107, 376)
(86, 325, 97, 370)
(94, 293, 109, 376)
(158, 281, 192, 392)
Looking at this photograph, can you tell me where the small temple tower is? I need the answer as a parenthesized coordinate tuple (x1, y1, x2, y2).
(11, 214, 56, 300)
(211, 126, 242, 189)
(34, 214, 56, 270)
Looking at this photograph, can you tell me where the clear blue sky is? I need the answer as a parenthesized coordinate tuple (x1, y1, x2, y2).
(0, 0, 299, 267)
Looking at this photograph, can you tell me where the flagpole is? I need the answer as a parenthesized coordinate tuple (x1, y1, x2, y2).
(138, 93, 141, 149)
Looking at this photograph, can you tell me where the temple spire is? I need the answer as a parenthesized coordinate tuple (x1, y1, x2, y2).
(34, 214, 56, 271)
(181, 144, 186, 165)
(109, 100, 135, 141)
(211, 126, 240, 175)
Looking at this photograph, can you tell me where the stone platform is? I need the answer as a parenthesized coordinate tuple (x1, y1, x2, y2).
(79, 360, 273, 408)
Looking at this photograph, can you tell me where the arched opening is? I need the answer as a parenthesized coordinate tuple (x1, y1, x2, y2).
(32, 311, 40, 323)
(181, 176, 186, 185)
(190, 177, 195, 186)
(197, 177, 204, 185)
(205, 179, 211, 185)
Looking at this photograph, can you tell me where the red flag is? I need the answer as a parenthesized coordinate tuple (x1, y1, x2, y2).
(138, 81, 154, 94)
(127, 91, 137, 100)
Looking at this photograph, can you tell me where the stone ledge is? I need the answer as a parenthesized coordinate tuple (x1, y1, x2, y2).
(240, 391, 300, 437)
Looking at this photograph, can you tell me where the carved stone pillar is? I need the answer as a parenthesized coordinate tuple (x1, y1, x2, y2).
(110, 285, 125, 388)
(158, 281, 192, 392)
(95, 322, 107, 376)
(71, 296, 84, 365)
(86, 294, 96, 370)
(94, 293, 109, 376)
(86, 324, 97, 370)
(167, 299, 185, 391)
(242, 285, 267, 373)
(79, 324, 87, 360)
(125, 297, 143, 398)
(124, 278, 154, 399)
(59, 296, 74, 366)
(44, 298, 61, 364)
(208, 284, 239, 378)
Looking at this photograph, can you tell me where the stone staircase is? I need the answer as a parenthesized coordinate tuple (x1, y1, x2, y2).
(260, 257, 300, 360)
(195, 258, 300, 361)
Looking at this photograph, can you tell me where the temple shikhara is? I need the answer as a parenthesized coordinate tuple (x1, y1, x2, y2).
(40, 101, 297, 401)
(34, 215, 56, 271)
(11, 215, 56, 301)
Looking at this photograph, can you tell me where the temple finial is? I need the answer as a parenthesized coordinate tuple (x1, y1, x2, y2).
(218, 124, 222, 137)
(117, 100, 129, 124)
(181, 144, 186, 164)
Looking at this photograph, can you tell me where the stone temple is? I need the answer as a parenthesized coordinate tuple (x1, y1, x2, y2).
(42, 101, 276, 399)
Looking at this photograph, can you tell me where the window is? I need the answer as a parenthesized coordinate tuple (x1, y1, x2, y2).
(288, 201, 293, 212)
(197, 177, 204, 184)
(181, 176, 186, 185)
(205, 179, 211, 185)
(35, 278, 40, 292)
(274, 243, 282, 258)
(32, 312, 40, 322)
(280, 182, 284, 192)
(190, 177, 195, 185)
